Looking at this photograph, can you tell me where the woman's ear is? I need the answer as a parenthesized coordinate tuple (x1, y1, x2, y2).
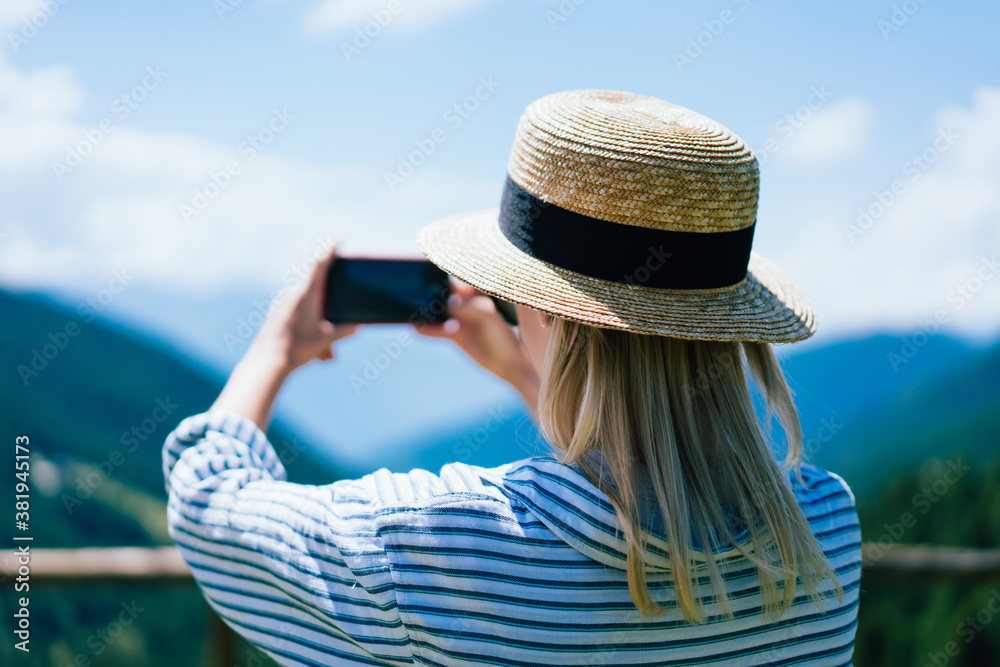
(539, 311, 552, 328)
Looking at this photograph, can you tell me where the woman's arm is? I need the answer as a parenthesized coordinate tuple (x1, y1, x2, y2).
(210, 240, 539, 432)
(210, 244, 357, 432)
(161, 247, 416, 663)
(162, 412, 413, 664)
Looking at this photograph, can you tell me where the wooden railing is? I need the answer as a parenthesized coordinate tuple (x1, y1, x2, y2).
(859, 543, 1000, 581)
(7, 543, 1000, 582)
(4, 544, 1000, 665)
(0, 547, 233, 666)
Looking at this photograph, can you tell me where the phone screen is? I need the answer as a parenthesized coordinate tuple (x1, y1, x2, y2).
(324, 257, 451, 324)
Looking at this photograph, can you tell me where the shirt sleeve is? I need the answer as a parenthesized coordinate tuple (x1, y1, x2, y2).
(162, 411, 413, 666)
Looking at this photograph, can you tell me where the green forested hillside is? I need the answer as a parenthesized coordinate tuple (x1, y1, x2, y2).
(799, 343, 1000, 500)
(0, 290, 345, 666)
(855, 453, 1000, 666)
(0, 291, 347, 542)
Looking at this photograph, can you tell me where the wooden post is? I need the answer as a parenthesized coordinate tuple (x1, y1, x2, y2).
(204, 602, 236, 667)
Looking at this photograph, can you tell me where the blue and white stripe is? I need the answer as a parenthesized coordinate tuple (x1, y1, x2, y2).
(163, 411, 861, 666)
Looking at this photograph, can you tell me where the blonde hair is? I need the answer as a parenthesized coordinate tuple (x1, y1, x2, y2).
(536, 316, 844, 624)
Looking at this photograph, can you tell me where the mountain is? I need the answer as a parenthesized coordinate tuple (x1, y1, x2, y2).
(376, 331, 1000, 502)
(4, 286, 998, 534)
(0, 289, 349, 548)
(780, 334, 1000, 498)
(779, 333, 979, 429)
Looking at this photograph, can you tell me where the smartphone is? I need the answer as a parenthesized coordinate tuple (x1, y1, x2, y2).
(324, 257, 451, 325)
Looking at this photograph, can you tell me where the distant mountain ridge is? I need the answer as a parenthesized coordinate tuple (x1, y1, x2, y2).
(3, 287, 997, 539)
(376, 331, 1000, 501)
(780, 334, 1000, 497)
(342, 326, 1000, 502)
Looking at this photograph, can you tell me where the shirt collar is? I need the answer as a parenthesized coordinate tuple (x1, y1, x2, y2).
(500, 453, 752, 572)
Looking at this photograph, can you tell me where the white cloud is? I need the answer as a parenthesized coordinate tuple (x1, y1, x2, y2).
(0, 54, 82, 176)
(304, 0, 488, 35)
(0, 63, 81, 116)
(1, 0, 73, 51)
(2, 51, 997, 344)
(0, 0, 45, 33)
(0, 56, 496, 297)
(777, 86, 1000, 342)
(779, 97, 874, 168)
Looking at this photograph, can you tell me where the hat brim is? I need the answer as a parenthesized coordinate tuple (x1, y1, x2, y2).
(418, 207, 816, 344)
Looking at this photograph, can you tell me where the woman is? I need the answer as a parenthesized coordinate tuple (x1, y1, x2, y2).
(163, 90, 862, 666)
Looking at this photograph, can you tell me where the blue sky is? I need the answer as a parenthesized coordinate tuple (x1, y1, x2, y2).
(2, 0, 999, 468)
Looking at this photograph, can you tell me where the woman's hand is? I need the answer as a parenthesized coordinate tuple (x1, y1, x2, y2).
(415, 280, 540, 410)
(211, 243, 358, 431)
(248, 242, 359, 373)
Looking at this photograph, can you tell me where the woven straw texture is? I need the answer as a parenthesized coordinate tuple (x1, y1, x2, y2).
(417, 89, 816, 343)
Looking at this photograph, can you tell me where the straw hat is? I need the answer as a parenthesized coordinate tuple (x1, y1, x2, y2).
(417, 89, 816, 343)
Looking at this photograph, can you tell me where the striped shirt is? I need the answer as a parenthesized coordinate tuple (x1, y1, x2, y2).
(163, 411, 862, 666)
